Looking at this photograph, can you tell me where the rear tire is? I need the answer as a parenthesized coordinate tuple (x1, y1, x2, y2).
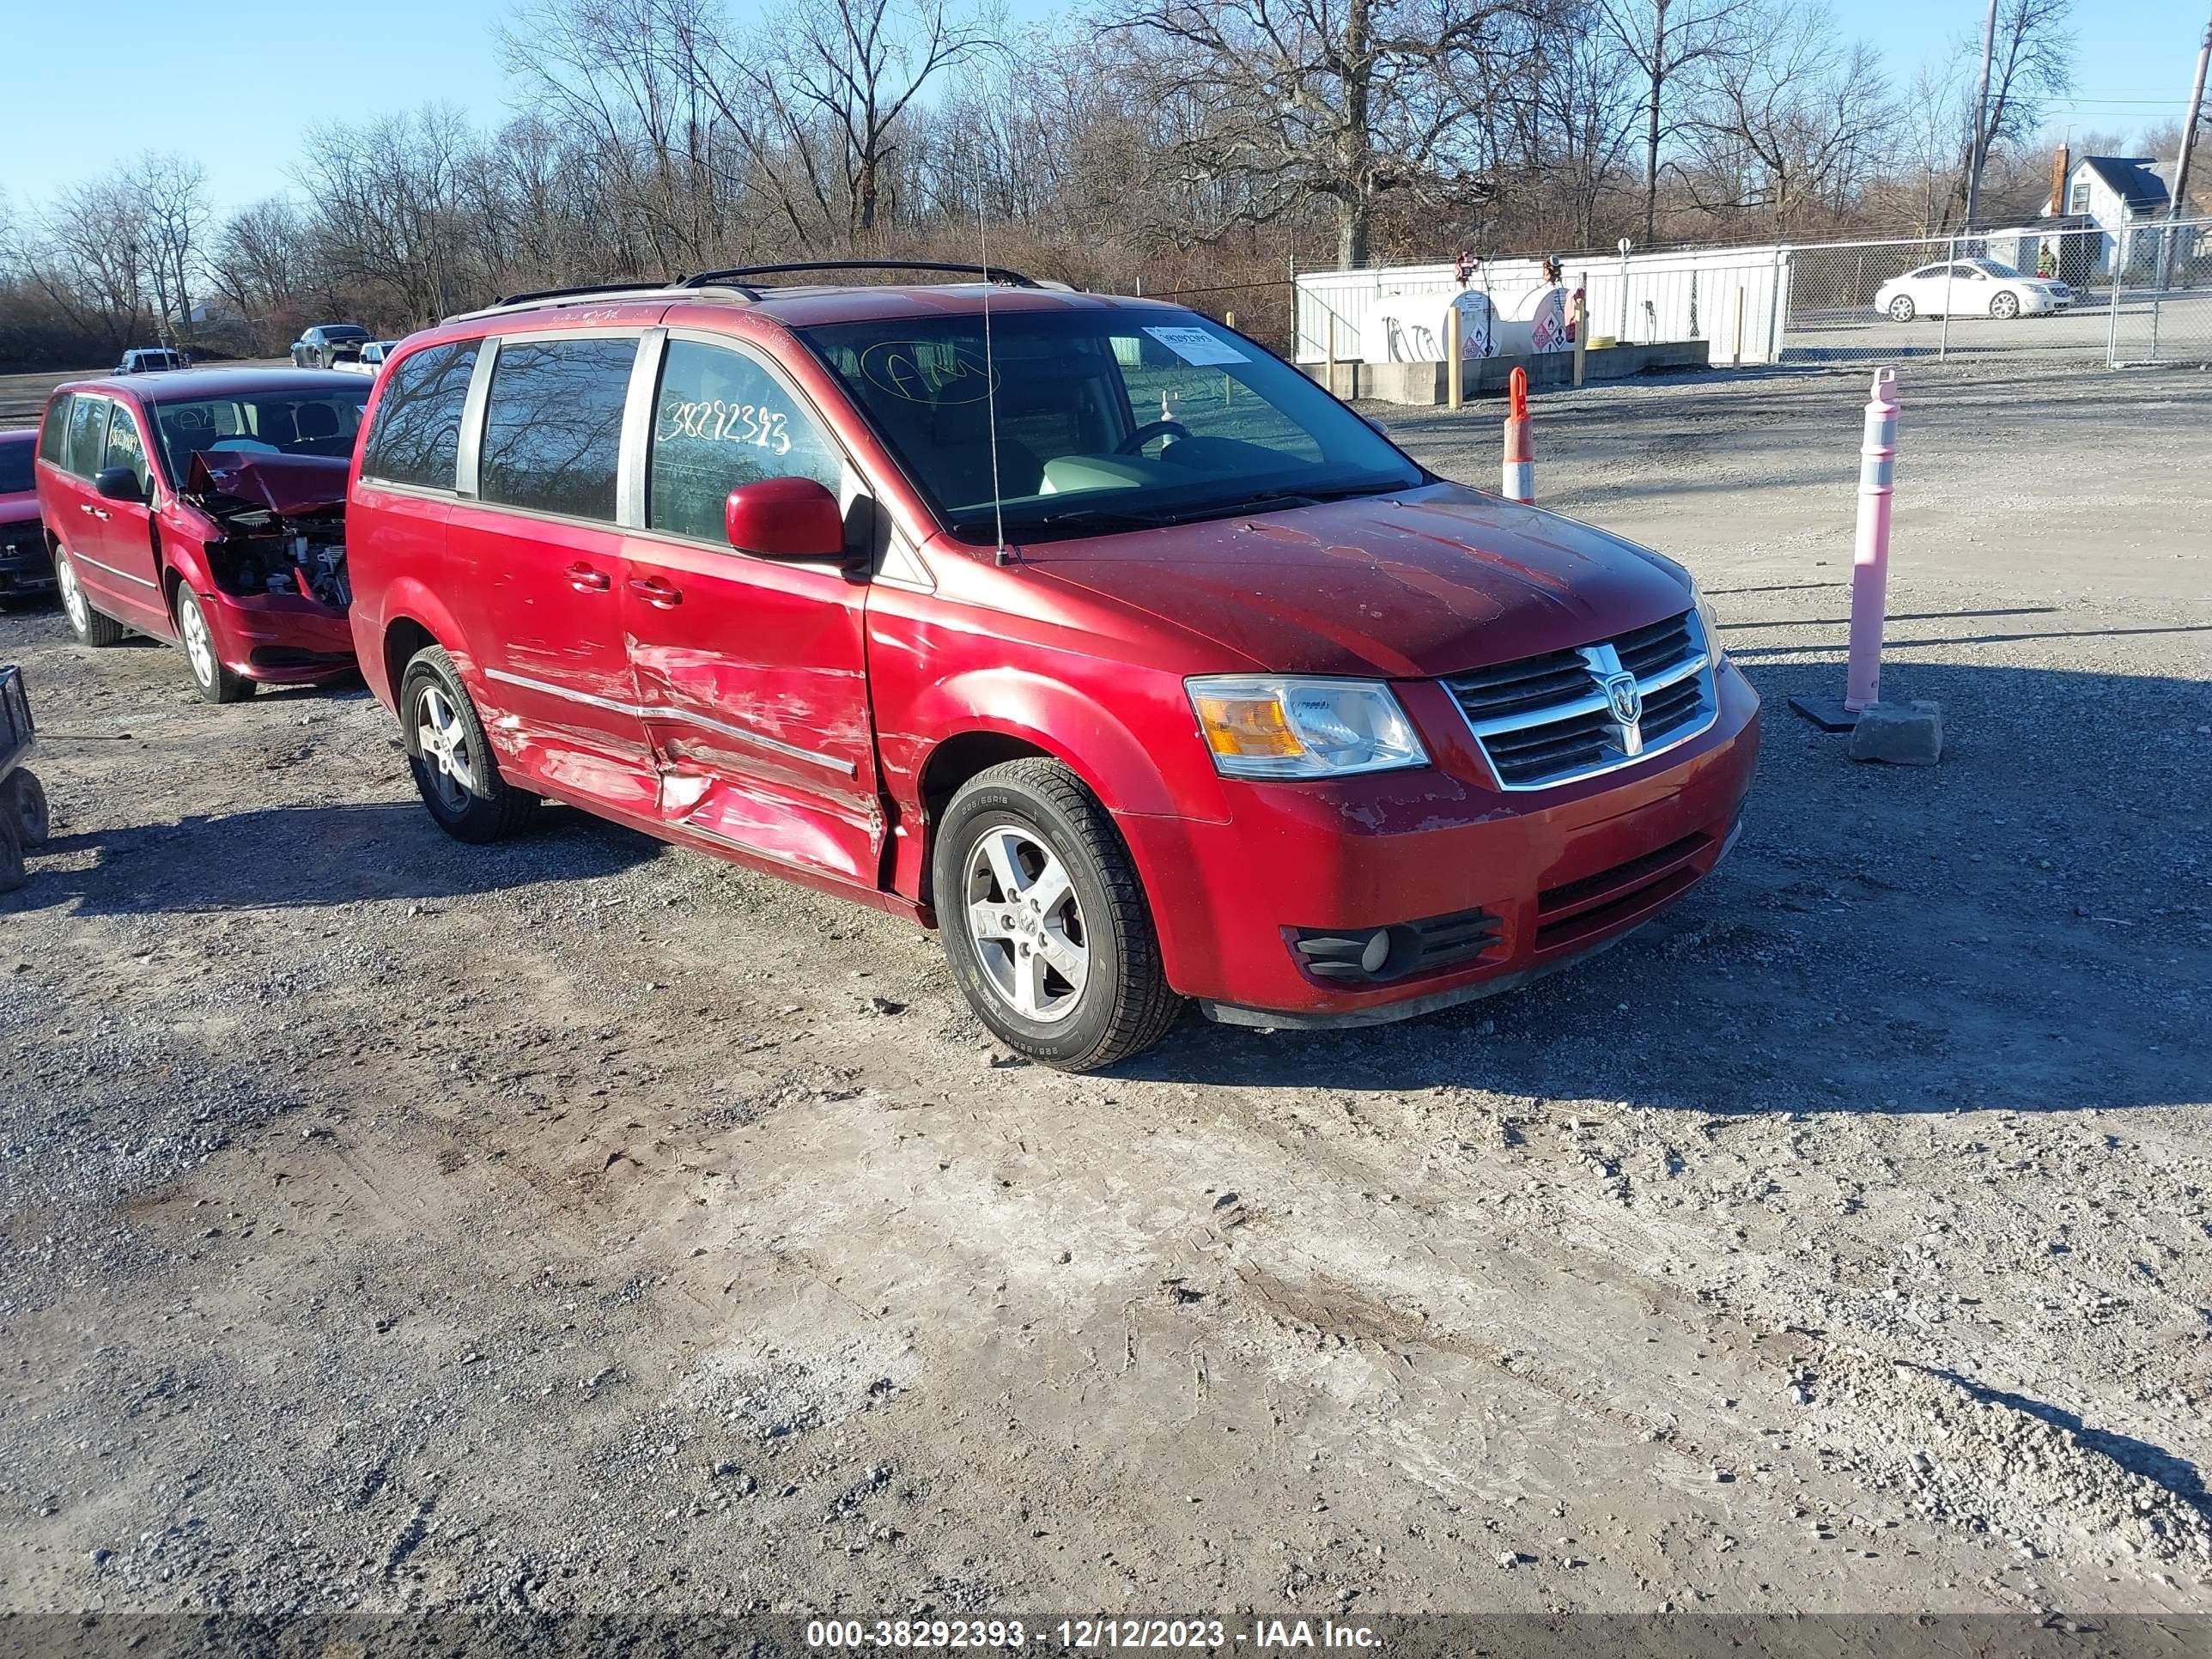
(0, 811, 21, 894)
(5, 769, 49, 848)
(174, 588, 252, 704)
(932, 757, 1182, 1071)
(55, 549, 126, 647)
(398, 645, 537, 843)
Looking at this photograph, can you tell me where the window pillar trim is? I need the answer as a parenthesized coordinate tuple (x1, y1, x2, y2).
(455, 337, 499, 501)
(617, 328, 669, 532)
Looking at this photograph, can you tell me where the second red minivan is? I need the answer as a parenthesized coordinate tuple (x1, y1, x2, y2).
(346, 264, 1759, 1070)
(35, 368, 363, 702)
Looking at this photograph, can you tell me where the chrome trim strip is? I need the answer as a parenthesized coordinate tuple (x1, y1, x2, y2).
(1462, 690, 1613, 738)
(71, 550, 160, 589)
(481, 666, 860, 778)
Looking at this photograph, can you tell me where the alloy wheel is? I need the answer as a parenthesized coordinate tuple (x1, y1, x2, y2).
(963, 825, 1088, 1024)
(56, 554, 88, 633)
(415, 684, 477, 812)
(178, 594, 216, 689)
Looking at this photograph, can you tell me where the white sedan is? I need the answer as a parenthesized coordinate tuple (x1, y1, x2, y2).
(1874, 258, 2074, 321)
(332, 340, 396, 376)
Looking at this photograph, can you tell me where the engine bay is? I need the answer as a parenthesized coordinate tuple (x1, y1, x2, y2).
(184, 452, 351, 611)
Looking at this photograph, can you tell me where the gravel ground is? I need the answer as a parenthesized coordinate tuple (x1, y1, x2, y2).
(1, 360, 2208, 1621)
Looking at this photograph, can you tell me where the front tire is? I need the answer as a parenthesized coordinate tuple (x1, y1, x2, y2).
(399, 645, 537, 843)
(1990, 290, 2021, 319)
(54, 549, 126, 647)
(1887, 295, 1916, 322)
(933, 758, 1181, 1071)
(174, 588, 251, 704)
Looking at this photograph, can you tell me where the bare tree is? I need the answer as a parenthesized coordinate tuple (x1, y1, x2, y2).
(1599, 0, 1750, 246)
(1110, 0, 1541, 268)
(126, 152, 211, 348)
(1524, 3, 1644, 246)
(1954, 0, 2074, 227)
(30, 175, 155, 355)
(1686, 3, 1895, 236)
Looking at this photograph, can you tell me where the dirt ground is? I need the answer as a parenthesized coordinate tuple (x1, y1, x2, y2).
(2, 360, 2209, 1624)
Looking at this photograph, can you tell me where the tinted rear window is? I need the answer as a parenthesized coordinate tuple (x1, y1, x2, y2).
(64, 397, 111, 478)
(362, 342, 480, 489)
(0, 437, 33, 493)
(39, 397, 72, 465)
(479, 337, 636, 521)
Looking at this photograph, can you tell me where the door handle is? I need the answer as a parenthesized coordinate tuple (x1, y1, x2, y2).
(90, 507, 111, 520)
(628, 575, 683, 608)
(565, 562, 611, 592)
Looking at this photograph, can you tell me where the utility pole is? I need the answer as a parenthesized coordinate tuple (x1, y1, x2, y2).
(1963, 0, 2000, 231)
(2172, 9, 2211, 226)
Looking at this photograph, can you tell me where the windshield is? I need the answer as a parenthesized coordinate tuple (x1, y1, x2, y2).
(1972, 259, 2024, 278)
(0, 437, 33, 493)
(149, 386, 370, 483)
(794, 309, 1423, 545)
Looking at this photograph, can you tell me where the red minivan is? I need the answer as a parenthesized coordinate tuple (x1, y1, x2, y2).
(345, 264, 1759, 1070)
(35, 368, 362, 702)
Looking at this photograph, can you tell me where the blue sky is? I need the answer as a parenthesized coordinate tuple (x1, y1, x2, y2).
(1, 0, 2202, 218)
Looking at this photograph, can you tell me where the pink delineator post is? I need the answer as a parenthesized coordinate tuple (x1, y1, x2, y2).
(1845, 368, 1899, 712)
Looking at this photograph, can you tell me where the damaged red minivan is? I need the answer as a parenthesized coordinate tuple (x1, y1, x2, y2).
(34, 368, 362, 702)
(346, 264, 1759, 1070)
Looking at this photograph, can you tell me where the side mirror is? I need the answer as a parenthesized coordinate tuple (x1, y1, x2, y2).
(94, 466, 146, 503)
(726, 477, 845, 560)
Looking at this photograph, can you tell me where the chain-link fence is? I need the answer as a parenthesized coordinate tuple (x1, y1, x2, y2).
(1286, 219, 2212, 380)
(1777, 220, 2212, 368)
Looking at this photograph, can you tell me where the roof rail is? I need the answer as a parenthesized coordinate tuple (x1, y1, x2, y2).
(678, 259, 1042, 290)
(489, 279, 678, 307)
(442, 279, 761, 325)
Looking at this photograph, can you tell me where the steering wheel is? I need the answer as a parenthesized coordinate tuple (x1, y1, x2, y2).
(1115, 419, 1189, 455)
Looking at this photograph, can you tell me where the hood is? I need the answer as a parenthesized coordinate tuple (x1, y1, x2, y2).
(1018, 483, 1695, 679)
(185, 450, 348, 517)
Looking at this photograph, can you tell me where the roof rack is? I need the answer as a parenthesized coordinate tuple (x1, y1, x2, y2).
(678, 259, 1042, 290)
(490, 279, 678, 307)
(442, 279, 760, 324)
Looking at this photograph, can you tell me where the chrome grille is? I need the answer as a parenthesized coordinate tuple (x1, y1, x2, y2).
(1443, 609, 1718, 791)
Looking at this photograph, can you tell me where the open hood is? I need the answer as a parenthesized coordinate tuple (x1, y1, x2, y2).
(1017, 482, 1697, 680)
(185, 450, 349, 517)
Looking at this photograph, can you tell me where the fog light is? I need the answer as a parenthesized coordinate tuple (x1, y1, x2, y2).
(1359, 929, 1391, 974)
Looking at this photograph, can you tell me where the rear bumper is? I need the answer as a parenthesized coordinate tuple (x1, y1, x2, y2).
(0, 529, 53, 595)
(1120, 657, 1761, 1020)
(204, 588, 357, 684)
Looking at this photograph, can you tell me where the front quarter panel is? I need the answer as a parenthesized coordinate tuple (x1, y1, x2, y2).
(864, 554, 1243, 913)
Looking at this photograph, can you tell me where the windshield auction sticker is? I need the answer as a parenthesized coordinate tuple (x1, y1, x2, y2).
(1144, 326, 1249, 366)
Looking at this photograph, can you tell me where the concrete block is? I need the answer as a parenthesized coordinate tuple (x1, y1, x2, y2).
(1848, 700, 1943, 766)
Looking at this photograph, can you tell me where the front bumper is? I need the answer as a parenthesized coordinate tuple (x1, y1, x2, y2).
(1120, 657, 1761, 1021)
(203, 588, 358, 684)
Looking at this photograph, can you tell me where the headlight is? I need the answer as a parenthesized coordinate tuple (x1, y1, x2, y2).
(1691, 579, 1723, 662)
(1187, 676, 1428, 780)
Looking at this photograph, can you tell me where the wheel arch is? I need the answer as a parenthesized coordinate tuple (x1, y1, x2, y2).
(368, 577, 471, 711)
(890, 665, 1228, 921)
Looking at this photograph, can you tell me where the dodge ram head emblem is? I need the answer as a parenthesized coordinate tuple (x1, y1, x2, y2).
(1605, 672, 1642, 726)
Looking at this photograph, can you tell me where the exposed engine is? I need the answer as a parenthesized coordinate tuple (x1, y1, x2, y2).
(184, 451, 351, 611)
(204, 514, 350, 610)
